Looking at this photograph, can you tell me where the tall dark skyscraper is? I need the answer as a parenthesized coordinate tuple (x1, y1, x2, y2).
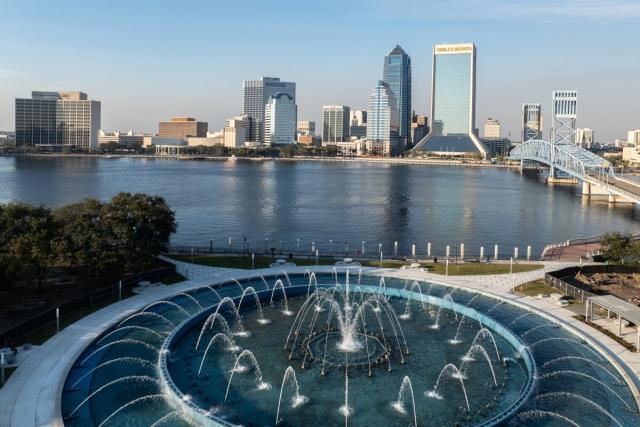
(383, 45, 411, 149)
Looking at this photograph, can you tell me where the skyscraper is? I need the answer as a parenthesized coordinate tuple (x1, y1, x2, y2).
(551, 90, 577, 145)
(366, 80, 399, 156)
(576, 128, 594, 149)
(15, 91, 101, 150)
(413, 43, 487, 157)
(322, 105, 351, 143)
(383, 45, 411, 149)
(483, 118, 501, 139)
(243, 77, 296, 143)
(264, 93, 297, 145)
(522, 103, 542, 142)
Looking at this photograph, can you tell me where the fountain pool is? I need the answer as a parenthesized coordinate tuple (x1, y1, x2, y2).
(61, 272, 640, 426)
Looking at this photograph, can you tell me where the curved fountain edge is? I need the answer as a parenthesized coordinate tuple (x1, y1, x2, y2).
(157, 283, 537, 427)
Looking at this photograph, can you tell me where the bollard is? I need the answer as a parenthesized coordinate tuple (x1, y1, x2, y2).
(296, 238, 300, 250)
(411, 244, 416, 258)
(427, 242, 432, 257)
(228, 237, 232, 253)
(514, 247, 519, 260)
(56, 307, 60, 334)
(279, 240, 283, 255)
(480, 246, 484, 260)
(378, 243, 382, 254)
(510, 257, 513, 275)
(394, 241, 398, 258)
(446, 245, 450, 258)
(316, 249, 319, 265)
(330, 239, 333, 254)
(312, 241, 315, 253)
(362, 241, 365, 255)
(446, 258, 449, 276)
(527, 245, 532, 261)
(494, 244, 499, 261)
(460, 243, 465, 260)
(380, 251, 383, 268)
(251, 253, 255, 269)
(118, 280, 122, 301)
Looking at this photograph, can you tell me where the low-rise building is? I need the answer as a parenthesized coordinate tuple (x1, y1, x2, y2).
(98, 130, 145, 149)
(223, 115, 251, 148)
(187, 131, 223, 147)
(158, 117, 208, 139)
(143, 136, 185, 147)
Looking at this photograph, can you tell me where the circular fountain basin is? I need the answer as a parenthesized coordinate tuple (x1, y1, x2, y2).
(306, 332, 388, 369)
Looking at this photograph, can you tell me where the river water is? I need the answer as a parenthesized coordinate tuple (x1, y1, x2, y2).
(0, 156, 637, 257)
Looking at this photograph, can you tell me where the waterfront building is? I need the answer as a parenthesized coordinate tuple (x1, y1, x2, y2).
(551, 90, 577, 145)
(158, 117, 208, 139)
(243, 77, 296, 143)
(411, 113, 428, 144)
(484, 118, 501, 139)
(522, 103, 543, 142)
(322, 105, 351, 143)
(383, 45, 412, 149)
(323, 140, 366, 156)
(143, 136, 185, 147)
(482, 138, 512, 158)
(98, 130, 145, 149)
(350, 110, 367, 126)
(223, 114, 251, 148)
(187, 132, 224, 147)
(576, 128, 595, 149)
(366, 80, 399, 156)
(264, 93, 297, 145)
(627, 130, 640, 147)
(413, 43, 487, 157)
(297, 121, 315, 137)
(15, 90, 101, 150)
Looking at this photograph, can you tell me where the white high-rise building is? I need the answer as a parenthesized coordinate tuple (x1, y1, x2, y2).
(243, 77, 295, 143)
(522, 103, 542, 142)
(366, 80, 399, 156)
(350, 110, 367, 126)
(264, 93, 297, 145)
(552, 90, 577, 145)
(627, 130, 640, 147)
(483, 118, 501, 139)
(576, 128, 595, 149)
(223, 114, 251, 148)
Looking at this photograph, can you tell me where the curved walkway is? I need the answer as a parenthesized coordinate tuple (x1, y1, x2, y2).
(1, 260, 639, 426)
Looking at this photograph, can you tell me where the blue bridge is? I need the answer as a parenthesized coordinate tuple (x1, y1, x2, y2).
(508, 139, 640, 204)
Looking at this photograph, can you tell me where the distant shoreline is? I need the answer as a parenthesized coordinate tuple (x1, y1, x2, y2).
(0, 153, 520, 169)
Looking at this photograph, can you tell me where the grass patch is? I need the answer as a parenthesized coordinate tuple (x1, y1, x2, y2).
(361, 260, 409, 269)
(427, 263, 542, 276)
(167, 254, 336, 269)
(514, 279, 562, 297)
(574, 314, 637, 352)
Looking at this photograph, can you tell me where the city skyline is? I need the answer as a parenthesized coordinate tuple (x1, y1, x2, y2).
(1, 1, 639, 142)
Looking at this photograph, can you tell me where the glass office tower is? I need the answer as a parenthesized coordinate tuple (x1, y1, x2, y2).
(413, 43, 486, 157)
(243, 77, 296, 144)
(383, 45, 411, 149)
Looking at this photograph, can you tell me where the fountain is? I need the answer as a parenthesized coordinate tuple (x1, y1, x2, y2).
(61, 271, 640, 427)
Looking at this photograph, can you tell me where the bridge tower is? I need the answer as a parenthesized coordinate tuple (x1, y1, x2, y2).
(550, 90, 577, 180)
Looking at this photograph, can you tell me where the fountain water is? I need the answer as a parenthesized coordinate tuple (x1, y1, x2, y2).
(535, 392, 623, 427)
(390, 376, 417, 427)
(79, 339, 159, 367)
(275, 366, 308, 425)
(459, 344, 498, 386)
(520, 323, 559, 338)
(68, 375, 160, 416)
(529, 337, 604, 361)
(195, 300, 247, 350)
(506, 312, 534, 328)
(143, 300, 191, 319)
(400, 281, 425, 320)
(96, 325, 165, 345)
(117, 312, 175, 329)
(470, 328, 501, 361)
(97, 394, 165, 427)
(540, 356, 623, 385)
(236, 286, 270, 324)
(198, 333, 240, 376)
(68, 357, 155, 390)
(537, 370, 633, 410)
(425, 363, 470, 412)
(149, 411, 181, 427)
(224, 350, 271, 402)
(517, 410, 580, 427)
(271, 280, 294, 316)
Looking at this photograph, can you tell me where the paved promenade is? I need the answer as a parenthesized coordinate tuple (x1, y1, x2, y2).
(1, 260, 639, 426)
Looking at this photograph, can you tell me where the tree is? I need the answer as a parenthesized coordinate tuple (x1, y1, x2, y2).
(105, 193, 176, 271)
(601, 232, 640, 264)
(0, 203, 57, 289)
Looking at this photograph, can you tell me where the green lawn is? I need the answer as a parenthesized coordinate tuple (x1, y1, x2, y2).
(515, 279, 561, 297)
(428, 262, 542, 276)
(167, 254, 336, 269)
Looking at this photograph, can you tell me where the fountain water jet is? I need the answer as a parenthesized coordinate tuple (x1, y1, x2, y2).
(459, 344, 498, 386)
(275, 366, 308, 425)
(540, 356, 622, 385)
(236, 286, 270, 324)
(198, 333, 240, 376)
(79, 339, 159, 367)
(224, 350, 271, 402)
(96, 325, 165, 345)
(390, 376, 417, 427)
(535, 392, 623, 427)
(425, 364, 470, 412)
(271, 280, 294, 316)
(69, 357, 155, 390)
(97, 394, 165, 427)
(517, 410, 580, 427)
(68, 376, 159, 416)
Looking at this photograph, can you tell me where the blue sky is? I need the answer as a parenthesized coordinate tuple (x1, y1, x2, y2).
(1, 0, 639, 141)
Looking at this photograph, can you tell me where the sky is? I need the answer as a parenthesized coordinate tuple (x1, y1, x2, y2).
(1, 0, 639, 142)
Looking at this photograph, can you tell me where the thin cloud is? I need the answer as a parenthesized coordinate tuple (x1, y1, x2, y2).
(0, 69, 24, 78)
(361, 0, 640, 21)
